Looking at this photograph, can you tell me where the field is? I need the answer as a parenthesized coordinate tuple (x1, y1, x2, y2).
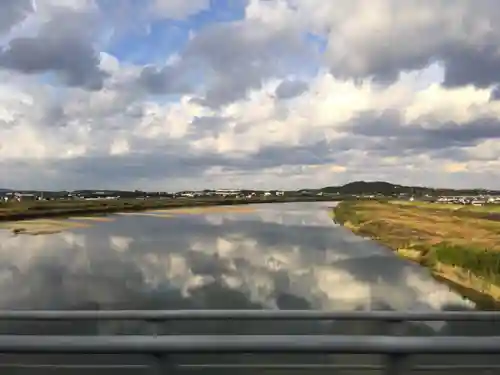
(0, 195, 340, 222)
(333, 200, 500, 307)
(390, 200, 500, 215)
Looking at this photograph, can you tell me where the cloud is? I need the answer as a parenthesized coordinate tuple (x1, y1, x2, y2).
(0, 0, 33, 34)
(274, 79, 308, 99)
(150, 0, 210, 20)
(137, 65, 192, 95)
(285, 0, 500, 87)
(0, 9, 107, 90)
(0, 0, 499, 190)
(184, 17, 317, 107)
(190, 115, 230, 137)
(344, 111, 500, 155)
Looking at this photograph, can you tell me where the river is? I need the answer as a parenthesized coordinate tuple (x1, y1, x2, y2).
(0, 201, 497, 374)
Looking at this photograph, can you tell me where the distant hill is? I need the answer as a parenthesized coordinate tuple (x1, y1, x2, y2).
(321, 181, 500, 196)
(1, 182, 498, 197)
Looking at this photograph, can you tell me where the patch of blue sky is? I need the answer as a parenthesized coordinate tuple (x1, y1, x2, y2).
(398, 62, 445, 91)
(149, 93, 185, 104)
(305, 32, 328, 54)
(276, 32, 326, 79)
(37, 72, 59, 86)
(104, 0, 247, 66)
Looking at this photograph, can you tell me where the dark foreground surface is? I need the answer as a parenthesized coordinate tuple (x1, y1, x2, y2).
(0, 202, 497, 374)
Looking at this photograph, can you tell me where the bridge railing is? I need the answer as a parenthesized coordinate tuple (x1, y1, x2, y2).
(0, 310, 498, 374)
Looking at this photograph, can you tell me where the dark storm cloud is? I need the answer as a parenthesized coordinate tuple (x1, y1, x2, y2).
(274, 79, 308, 99)
(0, 0, 33, 34)
(0, 10, 107, 90)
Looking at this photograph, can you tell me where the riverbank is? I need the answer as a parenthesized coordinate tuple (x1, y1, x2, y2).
(0, 219, 92, 235)
(0, 205, 261, 235)
(0, 196, 341, 222)
(333, 200, 500, 309)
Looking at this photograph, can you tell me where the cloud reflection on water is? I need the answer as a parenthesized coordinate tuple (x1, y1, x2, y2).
(0, 202, 473, 314)
(0, 203, 497, 374)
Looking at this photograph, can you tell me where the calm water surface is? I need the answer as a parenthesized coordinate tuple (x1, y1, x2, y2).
(0, 202, 497, 374)
(0, 202, 472, 313)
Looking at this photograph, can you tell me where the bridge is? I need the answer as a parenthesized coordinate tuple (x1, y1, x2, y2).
(0, 310, 498, 374)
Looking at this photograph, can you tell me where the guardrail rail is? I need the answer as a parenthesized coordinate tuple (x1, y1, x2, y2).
(0, 310, 497, 374)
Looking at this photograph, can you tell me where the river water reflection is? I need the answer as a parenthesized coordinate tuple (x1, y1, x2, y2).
(0, 202, 472, 313)
(0, 202, 497, 374)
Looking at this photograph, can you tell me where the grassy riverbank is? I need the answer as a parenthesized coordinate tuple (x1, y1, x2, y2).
(333, 200, 500, 309)
(0, 195, 340, 222)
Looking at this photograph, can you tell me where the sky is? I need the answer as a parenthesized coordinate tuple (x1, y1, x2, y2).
(1, 0, 500, 191)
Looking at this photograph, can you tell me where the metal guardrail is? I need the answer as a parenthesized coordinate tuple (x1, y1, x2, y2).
(0, 310, 498, 374)
(0, 334, 499, 353)
(0, 309, 498, 321)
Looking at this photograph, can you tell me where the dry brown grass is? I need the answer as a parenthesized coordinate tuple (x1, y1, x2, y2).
(350, 201, 500, 251)
(335, 200, 500, 306)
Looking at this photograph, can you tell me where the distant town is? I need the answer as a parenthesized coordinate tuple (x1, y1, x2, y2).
(1, 181, 500, 206)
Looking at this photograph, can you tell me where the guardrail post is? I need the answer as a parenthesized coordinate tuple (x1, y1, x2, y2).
(385, 354, 407, 375)
(146, 320, 160, 336)
(384, 320, 410, 374)
(151, 354, 172, 375)
(385, 319, 405, 336)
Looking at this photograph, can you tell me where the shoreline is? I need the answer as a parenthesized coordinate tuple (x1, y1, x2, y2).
(0, 196, 341, 223)
(393, 248, 500, 309)
(332, 200, 500, 310)
(0, 197, 342, 236)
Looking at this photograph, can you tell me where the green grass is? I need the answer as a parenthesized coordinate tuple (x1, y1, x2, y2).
(331, 200, 364, 225)
(458, 204, 500, 213)
(423, 243, 500, 285)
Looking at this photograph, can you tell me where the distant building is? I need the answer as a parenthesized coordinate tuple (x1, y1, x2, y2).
(8, 192, 38, 202)
(214, 189, 239, 197)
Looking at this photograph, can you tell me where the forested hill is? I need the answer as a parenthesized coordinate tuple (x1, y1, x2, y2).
(320, 181, 499, 196)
